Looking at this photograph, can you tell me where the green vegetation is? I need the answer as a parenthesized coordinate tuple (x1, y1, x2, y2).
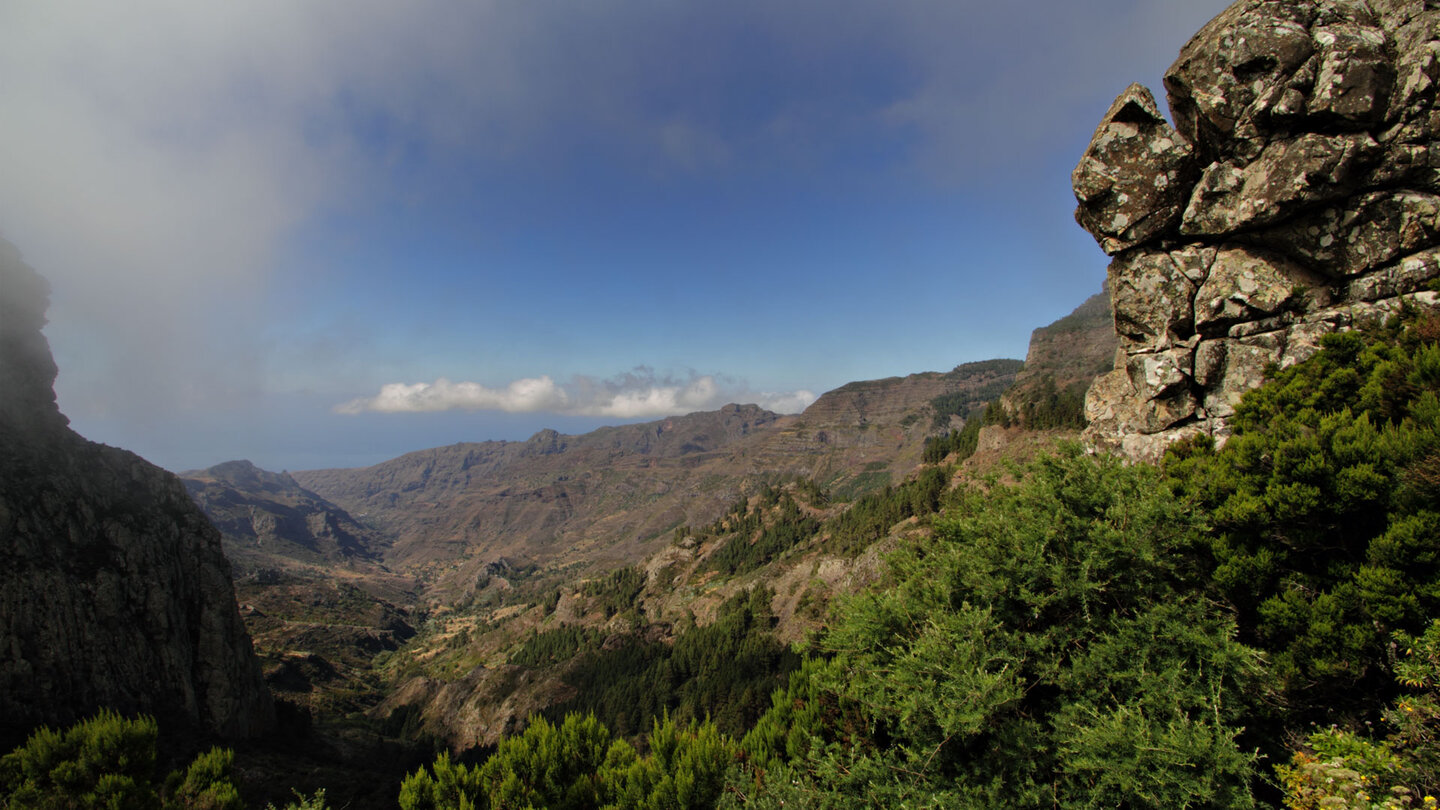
(265, 789, 331, 810)
(734, 445, 1262, 807)
(0, 710, 243, 809)
(705, 494, 819, 576)
(398, 713, 736, 810)
(928, 359, 1023, 429)
(1013, 375, 1087, 429)
(821, 465, 947, 555)
(19, 317, 1440, 810)
(677, 483, 825, 577)
(922, 417, 981, 464)
(1166, 316, 1440, 715)
(542, 588, 799, 738)
(512, 626, 604, 669)
(581, 567, 647, 619)
(1277, 620, 1440, 807)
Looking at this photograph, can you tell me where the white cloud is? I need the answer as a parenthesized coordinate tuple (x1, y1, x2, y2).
(334, 376, 570, 415)
(755, 389, 817, 415)
(336, 370, 816, 419)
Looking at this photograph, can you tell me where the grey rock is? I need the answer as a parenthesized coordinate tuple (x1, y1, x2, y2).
(1164, 0, 1318, 160)
(1072, 84, 1199, 254)
(1244, 191, 1440, 277)
(1308, 22, 1393, 126)
(1193, 246, 1323, 334)
(1074, 0, 1440, 461)
(1109, 247, 1201, 350)
(1181, 133, 1382, 235)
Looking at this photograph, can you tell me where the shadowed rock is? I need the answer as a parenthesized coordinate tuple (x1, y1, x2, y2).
(0, 239, 273, 744)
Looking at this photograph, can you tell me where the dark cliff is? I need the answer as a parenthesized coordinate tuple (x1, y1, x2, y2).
(0, 239, 273, 744)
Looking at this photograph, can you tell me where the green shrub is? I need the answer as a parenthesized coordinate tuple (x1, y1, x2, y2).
(0, 710, 243, 810)
(1166, 315, 1440, 713)
(738, 447, 1263, 807)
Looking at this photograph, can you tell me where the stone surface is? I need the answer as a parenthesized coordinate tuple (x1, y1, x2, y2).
(1074, 0, 1440, 461)
(1073, 84, 1199, 254)
(1181, 133, 1383, 234)
(0, 241, 273, 745)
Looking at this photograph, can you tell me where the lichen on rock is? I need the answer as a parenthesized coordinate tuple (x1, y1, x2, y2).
(1075, 0, 1440, 461)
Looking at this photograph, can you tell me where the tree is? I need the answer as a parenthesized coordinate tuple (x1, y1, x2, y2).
(734, 447, 1263, 807)
(0, 710, 243, 810)
(399, 712, 736, 810)
(1167, 315, 1440, 714)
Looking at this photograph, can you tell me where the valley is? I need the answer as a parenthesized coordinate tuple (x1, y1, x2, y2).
(10, 1, 1440, 806)
(178, 355, 1057, 744)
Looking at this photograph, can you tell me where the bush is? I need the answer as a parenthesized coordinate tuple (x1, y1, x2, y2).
(1167, 316, 1440, 714)
(399, 713, 736, 810)
(738, 447, 1263, 807)
(0, 710, 243, 810)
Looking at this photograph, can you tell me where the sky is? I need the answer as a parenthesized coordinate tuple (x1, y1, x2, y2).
(0, 0, 1234, 473)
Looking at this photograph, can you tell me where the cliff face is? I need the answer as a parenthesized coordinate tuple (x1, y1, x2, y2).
(1000, 290, 1118, 426)
(1074, 0, 1440, 460)
(0, 240, 273, 744)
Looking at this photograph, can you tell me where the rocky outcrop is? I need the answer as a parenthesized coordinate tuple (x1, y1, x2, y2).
(0, 240, 273, 744)
(1074, 0, 1440, 460)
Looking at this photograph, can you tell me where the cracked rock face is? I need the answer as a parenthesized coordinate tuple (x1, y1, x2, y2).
(1075, 0, 1440, 461)
(0, 241, 273, 744)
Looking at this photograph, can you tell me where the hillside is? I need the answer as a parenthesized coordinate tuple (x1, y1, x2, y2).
(290, 359, 1019, 603)
(168, 358, 1027, 754)
(16, 1, 1440, 808)
(183, 460, 391, 573)
(1000, 287, 1117, 428)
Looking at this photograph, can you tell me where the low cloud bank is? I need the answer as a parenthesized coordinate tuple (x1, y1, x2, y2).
(335, 371, 815, 419)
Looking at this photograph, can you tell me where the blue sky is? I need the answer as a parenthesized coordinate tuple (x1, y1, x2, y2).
(0, 0, 1232, 472)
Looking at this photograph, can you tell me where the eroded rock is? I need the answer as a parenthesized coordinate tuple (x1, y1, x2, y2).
(1181, 133, 1383, 234)
(1073, 84, 1199, 254)
(1074, 0, 1440, 461)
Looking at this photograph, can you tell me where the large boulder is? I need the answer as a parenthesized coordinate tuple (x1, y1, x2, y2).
(1075, 0, 1440, 461)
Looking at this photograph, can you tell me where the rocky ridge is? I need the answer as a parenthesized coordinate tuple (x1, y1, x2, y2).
(1074, 0, 1440, 459)
(0, 239, 273, 744)
(292, 361, 1018, 603)
(999, 289, 1117, 425)
(182, 460, 391, 572)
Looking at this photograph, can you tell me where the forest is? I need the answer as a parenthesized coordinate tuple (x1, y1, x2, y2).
(7, 312, 1440, 808)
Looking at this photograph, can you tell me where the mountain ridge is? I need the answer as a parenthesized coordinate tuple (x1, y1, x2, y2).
(287, 361, 1020, 596)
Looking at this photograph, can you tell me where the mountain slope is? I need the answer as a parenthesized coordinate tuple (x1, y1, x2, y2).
(291, 360, 1020, 601)
(182, 459, 390, 573)
(1000, 288, 1116, 427)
